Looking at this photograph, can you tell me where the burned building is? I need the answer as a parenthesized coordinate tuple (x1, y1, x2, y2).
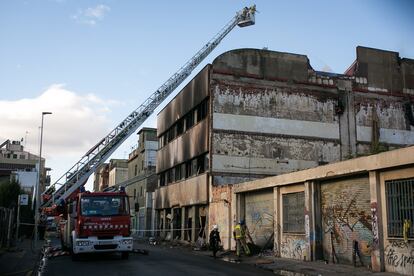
(154, 46, 414, 246)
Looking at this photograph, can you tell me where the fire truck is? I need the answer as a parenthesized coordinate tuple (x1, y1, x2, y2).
(41, 5, 256, 260)
(57, 187, 132, 260)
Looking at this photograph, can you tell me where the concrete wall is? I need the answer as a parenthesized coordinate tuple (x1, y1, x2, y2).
(157, 66, 210, 135)
(233, 146, 414, 275)
(209, 185, 233, 250)
(154, 173, 208, 209)
(278, 185, 308, 260)
(210, 77, 341, 183)
(379, 167, 414, 275)
(157, 119, 209, 173)
(108, 167, 128, 187)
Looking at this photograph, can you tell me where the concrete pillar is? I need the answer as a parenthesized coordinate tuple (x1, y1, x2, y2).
(191, 206, 199, 243)
(273, 187, 281, 257)
(236, 193, 245, 222)
(304, 181, 315, 261)
(160, 210, 164, 234)
(231, 191, 237, 250)
(181, 207, 186, 241)
(369, 170, 385, 272)
(170, 209, 174, 239)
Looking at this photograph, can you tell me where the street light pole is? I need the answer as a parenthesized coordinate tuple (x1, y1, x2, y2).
(34, 112, 52, 248)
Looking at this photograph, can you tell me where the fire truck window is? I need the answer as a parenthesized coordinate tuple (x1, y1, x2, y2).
(81, 196, 128, 216)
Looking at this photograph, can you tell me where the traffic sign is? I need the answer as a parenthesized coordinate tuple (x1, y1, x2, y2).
(19, 194, 29, 206)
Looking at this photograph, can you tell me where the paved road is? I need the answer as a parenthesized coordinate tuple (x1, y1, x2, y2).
(44, 241, 273, 276)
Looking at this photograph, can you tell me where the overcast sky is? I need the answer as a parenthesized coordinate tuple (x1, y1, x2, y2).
(1, 0, 413, 190)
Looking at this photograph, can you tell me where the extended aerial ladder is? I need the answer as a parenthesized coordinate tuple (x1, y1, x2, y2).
(41, 5, 256, 209)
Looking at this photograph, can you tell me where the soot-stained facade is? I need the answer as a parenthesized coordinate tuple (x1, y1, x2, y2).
(154, 46, 414, 246)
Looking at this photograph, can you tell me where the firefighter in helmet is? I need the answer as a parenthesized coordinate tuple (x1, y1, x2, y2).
(233, 219, 251, 257)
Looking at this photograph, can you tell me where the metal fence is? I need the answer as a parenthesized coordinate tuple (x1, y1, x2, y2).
(0, 207, 15, 248)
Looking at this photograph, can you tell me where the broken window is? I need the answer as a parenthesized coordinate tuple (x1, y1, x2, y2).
(175, 165, 181, 181)
(167, 169, 174, 184)
(197, 155, 205, 174)
(176, 119, 184, 136)
(282, 192, 305, 233)
(159, 172, 166, 187)
(167, 125, 176, 142)
(185, 161, 193, 178)
(192, 158, 198, 176)
(185, 111, 194, 130)
(386, 178, 414, 238)
(196, 98, 209, 123)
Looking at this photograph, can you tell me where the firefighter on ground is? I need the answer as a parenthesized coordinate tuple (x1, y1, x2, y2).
(209, 224, 221, 258)
(233, 219, 251, 257)
(38, 211, 47, 240)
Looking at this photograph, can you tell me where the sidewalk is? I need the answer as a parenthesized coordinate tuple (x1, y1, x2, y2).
(0, 239, 42, 276)
(145, 240, 399, 276)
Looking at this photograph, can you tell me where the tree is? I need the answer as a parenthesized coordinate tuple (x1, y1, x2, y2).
(0, 178, 22, 208)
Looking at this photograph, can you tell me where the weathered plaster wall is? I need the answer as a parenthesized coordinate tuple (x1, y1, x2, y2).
(209, 185, 233, 250)
(321, 176, 373, 265)
(280, 234, 308, 260)
(213, 85, 338, 123)
(212, 132, 340, 164)
(211, 81, 341, 182)
(354, 97, 414, 155)
(380, 168, 414, 275)
(278, 185, 309, 260)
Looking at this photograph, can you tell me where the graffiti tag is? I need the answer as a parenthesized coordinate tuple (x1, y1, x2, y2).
(371, 202, 379, 248)
(385, 246, 414, 268)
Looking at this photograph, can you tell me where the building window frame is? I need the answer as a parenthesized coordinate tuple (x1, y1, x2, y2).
(282, 191, 305, 234)
(385, 177, 414, 239)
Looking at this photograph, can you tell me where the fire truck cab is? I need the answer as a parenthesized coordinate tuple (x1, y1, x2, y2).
(60, 187, 133, 260)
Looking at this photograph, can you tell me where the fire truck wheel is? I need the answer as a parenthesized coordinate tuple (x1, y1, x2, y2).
(121, 252, 129, 260)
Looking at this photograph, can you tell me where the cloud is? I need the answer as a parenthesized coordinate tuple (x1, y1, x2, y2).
(72, 4, 110, 26)
(0, 84, 116, 167)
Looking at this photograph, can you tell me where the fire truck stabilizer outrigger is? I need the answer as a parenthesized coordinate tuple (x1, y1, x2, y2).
(41, 5, 256, 260)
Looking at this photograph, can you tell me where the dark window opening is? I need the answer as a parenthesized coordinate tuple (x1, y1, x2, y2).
(176, 120, 184, 136)
(196, 99, 208, 123)
(283, 192, 305, 233)
(186, 161, 193, 178)
(159, 173, 166, 187)
(197, 155, 205, 174)
(185, 112, 194, 131)
(175, 166, 181, 181)
(167, 169, 174, 184)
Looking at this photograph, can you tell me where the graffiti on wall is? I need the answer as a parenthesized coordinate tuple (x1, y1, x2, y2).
(245, 193, 274, 248)
(322, 188, 373, 264)
(371, 202, 379, 249)
(385, 241, 414, 269)
(280, 237, 307, 260)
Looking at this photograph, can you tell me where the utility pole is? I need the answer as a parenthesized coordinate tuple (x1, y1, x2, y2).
(34, 112, 52, 248)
